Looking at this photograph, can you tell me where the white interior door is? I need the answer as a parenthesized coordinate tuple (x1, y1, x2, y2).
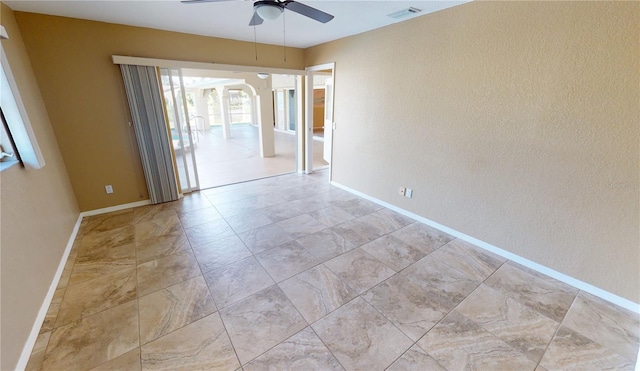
(323, 77, 334, 164)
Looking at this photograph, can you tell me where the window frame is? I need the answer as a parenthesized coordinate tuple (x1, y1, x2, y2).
(0, 27, 46, 170)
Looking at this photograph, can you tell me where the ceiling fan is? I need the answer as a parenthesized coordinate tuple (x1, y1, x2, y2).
(181, 0, 334, 26)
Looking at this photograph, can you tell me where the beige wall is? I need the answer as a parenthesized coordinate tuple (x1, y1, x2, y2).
(305, 2, 639, 302)
(13, 12, 305, 211)
(0, 4, 80, 369)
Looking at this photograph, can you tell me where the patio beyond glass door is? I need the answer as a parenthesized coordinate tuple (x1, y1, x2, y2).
(159, 68, 200, 193)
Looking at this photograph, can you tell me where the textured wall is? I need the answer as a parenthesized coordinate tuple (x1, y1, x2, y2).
(305, 2, 639, 302)
(1, 4, 80, 369)
(14, 12, 305, 211)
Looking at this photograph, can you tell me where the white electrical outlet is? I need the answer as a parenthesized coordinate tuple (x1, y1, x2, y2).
(405, 188, 413, 198)
(399, 187, 406, 196)
(105, 185, 114, 194)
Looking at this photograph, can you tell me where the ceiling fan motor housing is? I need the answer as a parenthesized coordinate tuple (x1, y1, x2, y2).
(254, 1, 284, 21)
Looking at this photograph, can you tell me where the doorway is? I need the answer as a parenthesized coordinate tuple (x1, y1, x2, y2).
(158, 67, 307, 191)
(305, 63, 335, 174)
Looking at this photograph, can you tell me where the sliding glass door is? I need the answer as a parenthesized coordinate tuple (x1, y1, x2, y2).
(159, 68, 200, 193)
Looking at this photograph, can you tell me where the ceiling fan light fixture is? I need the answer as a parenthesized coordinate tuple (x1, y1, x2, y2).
(255, 2, 283, 21)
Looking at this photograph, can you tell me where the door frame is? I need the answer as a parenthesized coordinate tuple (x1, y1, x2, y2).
(304, 62, 335, 174)
(113, 55, 308, 180)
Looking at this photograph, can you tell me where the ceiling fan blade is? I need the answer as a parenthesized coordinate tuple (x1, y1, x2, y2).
(284, 1, 334, 23)
(249, 12, 264, 26)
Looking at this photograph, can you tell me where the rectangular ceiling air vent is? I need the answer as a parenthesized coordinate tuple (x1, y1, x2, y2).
(387, 7, 422, 20)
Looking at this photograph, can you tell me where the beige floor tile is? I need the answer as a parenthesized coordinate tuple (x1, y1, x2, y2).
(225, 210, 275, 233)
(312, 297, 413, 370)
(205, 188, 256, 204)
(80, 225, 135, 250)
(220, 286, 307, 365)
(238, 224, 294, 254)
(417, 311, 537, 371)
(171, 192, 212, 214)
(485, 261, 578, 322)
(215, 198, 263, 218)
(192, 235, 252, 273)
(358, 209, 414, 235)
(249, 192, 292, 208)
(309, 206, 356, 227)
(272, 186, 316, 203)
(275, 214, 327, 240)
(243, 327, 344, 371)
(456, 284, 559, 362)
(390, 222, 454, 254)
(402, 254, 481, 311)
(331, 218, 386, 247)
(204, 256, 275, 308)
(260, 202, 306, 222)
(183, 219, 236, 248)
(288, 195, 331, 213)
(360, 235, 426, 272)
(362, 274, 448, 341)
(279, 264, 358, 324)
(539, 326, 635, 371)
(25, 331, 51, 371)
(134, 214, 183, 241)
(40, 288, 65, 333)
(56, 248, 78, 291)
(429, 239, 506, 281)
(319, 188, 358, 203)
(33, 174, 639, 370)
(83, 210, 134, 234)
(139, 275, 217, 345)
(137, 250, 201, 296)
(324, 248, 395, 294)
(43, 301, 139, 371)
(563, 291, 640, 362)
(255, 241, 322, 282)
(134, 203, 178, 225)
(387, 345, 445, 371)
(56, 268, 137, 327)
(332, 198, 382, 218)
(177, 206, 222, 228)
(90, 348, 141, 371)
(297, 228, 356, 261)
(141, 313, 239, 370)
(69, 242, 136, 286)
(135, 232, 191, 264)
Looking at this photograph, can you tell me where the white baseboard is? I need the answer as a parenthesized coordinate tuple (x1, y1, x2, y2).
(80, 199, 151, 217)
(15, 214, 83, 371)
(331, 181, 640, 314)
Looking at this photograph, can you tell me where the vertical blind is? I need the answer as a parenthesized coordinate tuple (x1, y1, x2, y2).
(120, 64, 179, 204)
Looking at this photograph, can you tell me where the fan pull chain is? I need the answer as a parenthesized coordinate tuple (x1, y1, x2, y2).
(254, 23, 258, 61)
(283, 10, 287, 63)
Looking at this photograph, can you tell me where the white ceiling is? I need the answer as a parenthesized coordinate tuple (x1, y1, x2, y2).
(4, 0, 467, 48)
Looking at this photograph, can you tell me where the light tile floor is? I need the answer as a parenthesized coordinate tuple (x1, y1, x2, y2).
(179, 124, 329, 189)
(27, 170, 639, 370)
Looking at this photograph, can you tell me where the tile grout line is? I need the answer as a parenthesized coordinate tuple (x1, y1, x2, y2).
(533, 289, 581, 370)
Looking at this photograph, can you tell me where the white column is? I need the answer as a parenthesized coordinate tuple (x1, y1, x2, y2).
(256, 78, 275, 157)
(216, 86, 231, 139)
(194, 89, 210, 131)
